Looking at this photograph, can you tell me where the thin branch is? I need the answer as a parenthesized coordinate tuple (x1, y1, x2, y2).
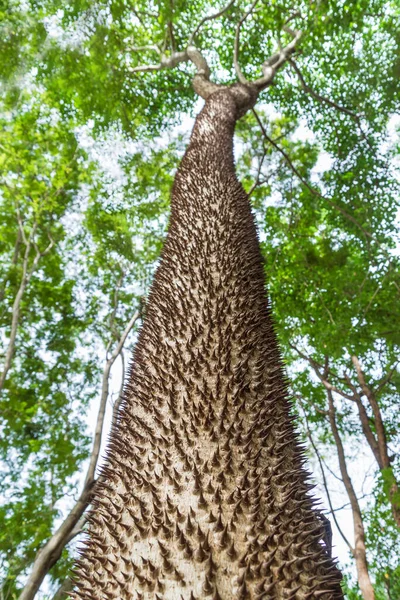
(19, 311, 140, 600)
(290, 343, 356, 402)
(375, 362, 399, 396)
(288, 59, 359, 119)
(326, 388, 375, 599)
(252, 108, 380, 246)
(247, 148, 267, 195)
(253, 17, 303, 90)
(331, 493, 371, 513)
(84, 310, 140, 488)
(288, 58, 373, 148)
(351, 355, 391, 471)
(316, 289, 336, 325)
(301, 402, 353, 551)
(292, 344, 384, 470)
(188, 0, 235, 46)
(0, 219, 44, 392)
(129, 49, 188, 73)
(342, 371, 384, 470)
(234, 0, 259, 84)
(323, 460, 345, 483)
(0, 227, 22, 307)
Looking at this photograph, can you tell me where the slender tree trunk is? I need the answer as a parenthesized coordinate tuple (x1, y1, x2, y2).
(351, 356, 400, 528)
(327, 390, 375, 600)
(19, 313, 139, 600)
(72, 87, 343, 599)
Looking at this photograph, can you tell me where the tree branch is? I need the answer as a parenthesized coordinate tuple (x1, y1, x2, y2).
(0, 218, 46, 393)
(188, 0, 235, 46)
(247, 147, 267, 196)
(375, 363, 398, 396)
(290, 343, 356, 402)
(84, 310, 140, 488)
(19, 311, 140, 600)
(129, 3, 236, 97)
(253, 17, 303, 91)
(234, 0, 259, 84)
(351, 355, 390, 471)
(326, 388, 375, 599)
(252, 108, 380, 246)
(301, 402, 353, 552)
(288, 58, 359, 119)
(0, 228, 22, 306)
(288, 58, 373, 147)
(341, 372, 382, 468)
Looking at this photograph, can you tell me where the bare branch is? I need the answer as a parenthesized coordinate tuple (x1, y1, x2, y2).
(289, 343, 356, 402)
(84, 310, 140, 488)
(188, 0, 235, 46)
(326, 389, 375, 598)
(288, 58, 374, 147)
(0, 220, 43, 392)
(247, 148, 267, 195)
(234, 0, 259, 84)
(0, 227, 22, 306)
(301, 402, 353, 551)
(129, 50, 188, 73)
(19, 311, 140, 600)
(351, 355, 391, 471)
(129, 2, 235, 87)
(341, 372, 383, 467)
(288, 59, 358, 118)
(128, 40, 220, 99)
(376, 362, 399, 396)
(253, 20, 303, 90)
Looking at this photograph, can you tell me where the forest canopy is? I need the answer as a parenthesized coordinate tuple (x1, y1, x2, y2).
(0, 0, 399, 598)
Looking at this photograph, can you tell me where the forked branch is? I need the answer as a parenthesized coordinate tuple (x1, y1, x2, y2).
(130, 4, 303, 100)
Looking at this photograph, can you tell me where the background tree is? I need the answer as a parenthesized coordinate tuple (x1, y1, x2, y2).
(0, 0, 399, 598)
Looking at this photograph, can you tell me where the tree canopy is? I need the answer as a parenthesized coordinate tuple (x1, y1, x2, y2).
(0, 1, 399, 598)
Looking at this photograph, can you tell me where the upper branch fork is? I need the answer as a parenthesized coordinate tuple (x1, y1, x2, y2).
(129, 3, 303, 102)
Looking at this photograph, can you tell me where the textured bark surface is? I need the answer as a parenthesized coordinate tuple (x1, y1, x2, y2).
(72, 87, 344, 600)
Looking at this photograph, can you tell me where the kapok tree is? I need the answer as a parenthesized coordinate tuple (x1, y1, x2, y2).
(71, 9, 344, 600)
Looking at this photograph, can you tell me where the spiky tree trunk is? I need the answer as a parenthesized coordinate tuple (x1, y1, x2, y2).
(72, 86, 343, 600)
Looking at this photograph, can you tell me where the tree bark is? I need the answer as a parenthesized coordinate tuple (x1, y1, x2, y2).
(72, 86, 343, 599)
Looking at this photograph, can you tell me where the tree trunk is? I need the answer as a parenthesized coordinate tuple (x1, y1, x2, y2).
(327, 390, 375, 600)
(72, 86, 343, 599)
